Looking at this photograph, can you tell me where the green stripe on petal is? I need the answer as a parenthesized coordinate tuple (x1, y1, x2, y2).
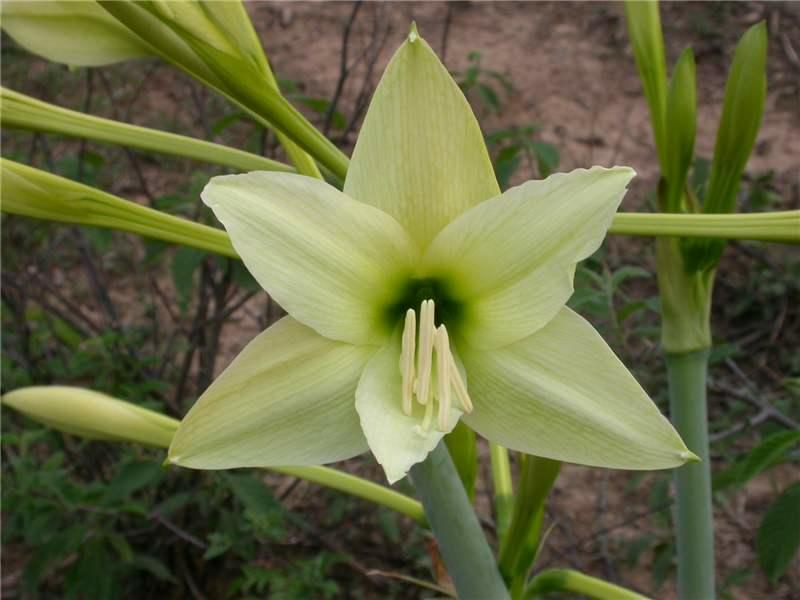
(423, 166, 635, 349)
(169, 317, 373, 469)
(355, 332, 461, 484)
(202, 172, 417, 345)
(461, 307, 692, 470)
(344, 29, 499, 250)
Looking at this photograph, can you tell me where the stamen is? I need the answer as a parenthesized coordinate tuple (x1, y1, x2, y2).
(415, 299, 435, 405)
(400, 309, 416, 416)
(420, 398, 434, 431)
(398, 297, 473, 429)
(435, 326, 451, 431)
(449, 353, 474, 413)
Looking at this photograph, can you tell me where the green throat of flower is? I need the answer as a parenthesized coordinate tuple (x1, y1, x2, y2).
(400, 299, 473, 433)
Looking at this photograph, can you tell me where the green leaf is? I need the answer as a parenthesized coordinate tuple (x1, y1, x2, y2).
(203, 532, 232, 560)
(714, 429, 800, 492)
(737, 429, 800, 485)
(103, 461, 164, 503)
(493, 144, 522, 190)
(662, 48, 697, 213)
(172, 247, 206, 311)
(757, 483, 800, 582)
(223, 472, 280, 517)
(683, 22, 768, 271)
(477, 83, 501, 113)
(131, 555, 178, 583)
(65, 539, 115, 600)
(532, 141, 560, 178)
(624, 0, 668, 169)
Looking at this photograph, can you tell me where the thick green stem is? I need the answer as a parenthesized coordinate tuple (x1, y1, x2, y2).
(524, 569, 650, 600)
(667, 349, 715, 600)
(411, 443, 509, 600)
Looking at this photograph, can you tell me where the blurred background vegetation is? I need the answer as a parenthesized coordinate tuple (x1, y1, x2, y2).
(2, 2, 798, 598)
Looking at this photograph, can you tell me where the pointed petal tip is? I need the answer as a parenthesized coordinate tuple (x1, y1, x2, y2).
(681, 449, 701, 463)
(408, 21, 419, 43)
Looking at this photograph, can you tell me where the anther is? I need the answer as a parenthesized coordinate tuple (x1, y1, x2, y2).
(449, 353, 474, 413)
(415, 299, 435, 406)
(435, 326, 451, 431)
(400, 309, 416, 416)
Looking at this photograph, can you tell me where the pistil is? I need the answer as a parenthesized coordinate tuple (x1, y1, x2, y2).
(400, 299, 474, 431)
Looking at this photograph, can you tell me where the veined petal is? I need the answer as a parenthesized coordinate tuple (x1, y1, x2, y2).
(355, 332, 461, 484)
(423, 166, 635, 349)
(169, 317, 373, 469)
(202, 172, 417, 345)
(461, 307, 692, 470)
(344, 28, 499, 250)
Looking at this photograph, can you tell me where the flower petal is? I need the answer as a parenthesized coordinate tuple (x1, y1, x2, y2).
(461, 307, 692, 470)
(169, 317, 374, 469)
(423, 166, 635, 349)
(355, 332, 461, 484)
(344, 29, 500, 250)
(202, 172, 417, 345)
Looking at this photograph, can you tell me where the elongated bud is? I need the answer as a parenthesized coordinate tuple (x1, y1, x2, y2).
(684, 22, 768, 272)
(624, 0, 669, 170)
(2, 386, 178, 448)
(0, 158, 237, 259)
(663, 48, 697, 213)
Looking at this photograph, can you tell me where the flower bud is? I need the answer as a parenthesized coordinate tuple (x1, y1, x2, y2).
(2, 386, 178, 448)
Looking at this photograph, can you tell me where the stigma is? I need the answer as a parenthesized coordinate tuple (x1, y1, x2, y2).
(399, 299, 473, 431)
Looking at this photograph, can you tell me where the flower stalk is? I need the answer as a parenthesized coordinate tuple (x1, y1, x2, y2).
(1, 87, 292, 174)
(410, 443, 510, 599)
(667, 350, 715, 600)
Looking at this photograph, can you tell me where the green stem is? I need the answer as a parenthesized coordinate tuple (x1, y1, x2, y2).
(411, 443, 509, 600)
(271, 466, 426, 526)
(490, 442, 514, 546)
(524, 569, 650, 600)
(1, 88, 292, 174)
(609, 211, 800, 244)
(666, 350, 715, 600)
